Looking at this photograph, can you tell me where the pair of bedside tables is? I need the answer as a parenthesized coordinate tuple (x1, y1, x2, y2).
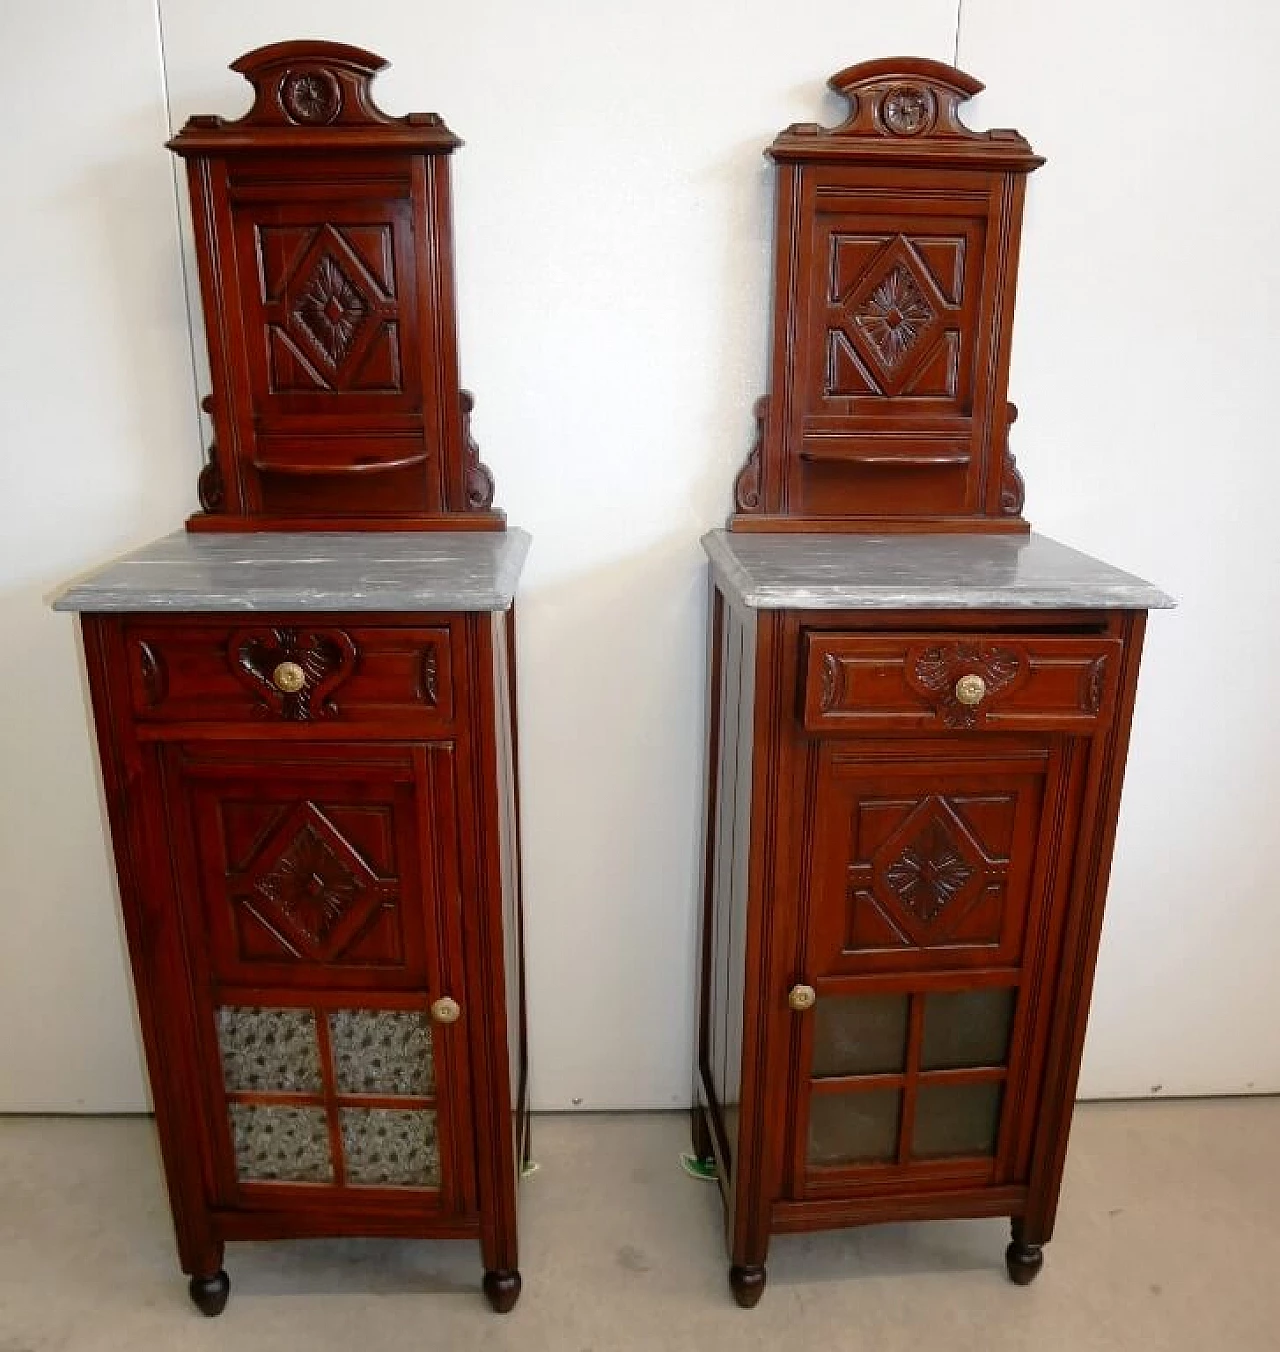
(54, 43, 1170, 1315)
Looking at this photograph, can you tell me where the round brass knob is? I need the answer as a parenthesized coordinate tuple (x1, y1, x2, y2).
(787, 984, 817, 1013)
(430, 996, 462, 1025)
(954, 673, 987, 707)
(272, 661, 306, 694)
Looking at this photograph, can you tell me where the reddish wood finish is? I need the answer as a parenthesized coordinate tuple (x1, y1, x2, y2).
(168, 42, 501, 531)
(698, 60, 1158, 1306)
(729, 59, 1042, 534)
(694, 602, 1149, 1305)
(65, 39, 527, 1313)
(81, 610, 526, 1310)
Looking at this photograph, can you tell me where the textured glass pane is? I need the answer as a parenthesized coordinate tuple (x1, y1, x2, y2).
(229, 1103, 333, 1183)
(812, 994, 908, 1077)
(912, 1082, 1003, 1159)
(920, 988, 1016, 1071)
(340, 1108, 440, 1187)
(807, 1090, 901, 1166)
(329, 1009, 434, 1097)
(217, 1006, 321, 1093)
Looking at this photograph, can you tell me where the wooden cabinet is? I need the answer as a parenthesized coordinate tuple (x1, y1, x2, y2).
(694, 60, 1171, 1308)
(57, 42, 527, 1316)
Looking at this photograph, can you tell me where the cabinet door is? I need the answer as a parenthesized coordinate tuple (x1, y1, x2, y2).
(160, 740, 474, 1217)
(789, 734, 1084, 1198)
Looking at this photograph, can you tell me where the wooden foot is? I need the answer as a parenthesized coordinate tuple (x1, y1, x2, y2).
(1005, 1226, 1045, 1286)
(483, 1269, 522, 1313)
(729, 1263, 766, 1308)
(188, 1270, 230, 1316)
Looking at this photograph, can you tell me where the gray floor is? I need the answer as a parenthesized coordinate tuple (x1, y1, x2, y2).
(0, 1100, 1276, 1350)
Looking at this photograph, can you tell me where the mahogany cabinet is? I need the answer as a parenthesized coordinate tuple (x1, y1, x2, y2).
(692, 61, 1172, 1307)
(55, 43, 528, 1316)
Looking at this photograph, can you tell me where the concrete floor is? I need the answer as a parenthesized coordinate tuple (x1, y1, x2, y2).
(0, 1100, 1276, 1350)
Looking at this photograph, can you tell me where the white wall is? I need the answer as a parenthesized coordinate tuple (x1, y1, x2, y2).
(0, 0, 198, 1109)
(2, 0, 1274, 1111)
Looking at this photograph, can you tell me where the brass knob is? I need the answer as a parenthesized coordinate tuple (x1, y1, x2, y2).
(954, 673, 987, 707)
(787, 984, 816, 1013)
(430, 996, 462, 1025)
(272, 661, 306, 694)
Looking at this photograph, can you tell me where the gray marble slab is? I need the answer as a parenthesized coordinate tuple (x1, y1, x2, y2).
(53, 530, 531, 613)
(703, 530, 1173, 612)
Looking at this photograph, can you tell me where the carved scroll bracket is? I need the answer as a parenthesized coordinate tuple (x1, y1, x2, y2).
(460, 390, 496, 511)
(732, 396, 768, 513)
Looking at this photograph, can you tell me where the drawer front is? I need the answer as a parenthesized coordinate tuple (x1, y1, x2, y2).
(123, 619, 454, 729)
(802, 631, 1121, 735)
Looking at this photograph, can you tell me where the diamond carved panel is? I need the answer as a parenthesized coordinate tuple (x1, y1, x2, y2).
(882, 814, 975, 923)
(825, 233, 963, 398)
(854, 265, 934, 370)
(243, 802, 393, 960)
(255, 221, 404, 395)
(858, 795, 1008, 946)
(294, 255, 369, 368)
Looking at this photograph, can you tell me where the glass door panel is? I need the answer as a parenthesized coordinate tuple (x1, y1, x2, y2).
(808, 1089, 902, 1166)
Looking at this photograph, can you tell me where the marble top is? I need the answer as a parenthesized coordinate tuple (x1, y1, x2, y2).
(703, 530, 1173, 611)
(53, 530, 531, 613)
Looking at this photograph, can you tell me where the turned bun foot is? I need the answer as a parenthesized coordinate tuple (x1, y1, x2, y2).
(1005, 1238, 1045, 1285)
(729, 1263, 766, 1308)
(483, 1268, 522, 1313)
(188, 1270, 230, 1316)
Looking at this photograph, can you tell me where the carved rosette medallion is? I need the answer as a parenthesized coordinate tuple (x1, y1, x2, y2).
(881, 84, 935, 136)
(280, 69, 342, 125)
(911, 642, 1024, 727)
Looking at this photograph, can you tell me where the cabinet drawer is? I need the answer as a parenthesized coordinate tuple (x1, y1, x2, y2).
(123, 618, 454, 730)
(802, 631, 1121, 735)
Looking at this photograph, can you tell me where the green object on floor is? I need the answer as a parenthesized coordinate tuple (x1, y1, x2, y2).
(679, 1152, 718, 1181)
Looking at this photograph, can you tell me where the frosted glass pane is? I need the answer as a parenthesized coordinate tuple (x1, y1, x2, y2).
(812, 994, 909, 1077)
(340, 1108, 440, 1187)
(807, 1090, 901, 1166)
(912, 1082, 1002, 1159)
(329, 1009, 434, 1096)
(217, 1006, 321, 1093)
(920, 988, 1015, 1070)
(229, 1103, 332, 1183)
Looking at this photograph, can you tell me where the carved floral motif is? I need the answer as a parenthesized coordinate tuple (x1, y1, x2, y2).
(912, 642, 1023, 727)
(136, 641, 167, 708)
(1084, 656, 1108, 715)
(231, 627, 357, 721)
(294, 255, 369, 369)
(421, 645, 440, 706)
(884, 815, 976, 923)
(855, 265, 934, 369)
(255, 821, 365, 946)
